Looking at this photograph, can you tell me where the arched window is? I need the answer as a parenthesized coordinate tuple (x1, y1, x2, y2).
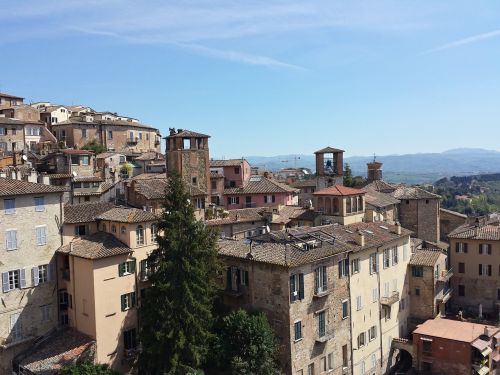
(151, 223, 158, 243)
(112, 224, 116, 233)
(102, 223, 107, 232)
(346, 197, 352, 214)
(136, 225, 144, 245)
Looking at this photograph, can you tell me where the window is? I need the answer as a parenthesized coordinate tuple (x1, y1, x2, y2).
(121, 226, 126, 234)
(0, 127, 5, 135)
(383, 248, 391, 268)
(321, 357, 327, 372)
(422, 340, 432, 354)
(140, 260, 150, 281)
(81, 129, 87, 138)
(192, 176, 197, 185)
(119, 260, 136, 276)
(124, 328, 137, 350)
(358, 332, 366, 348)
(308, 364, 314, 375)
(138, 132, 142, 140)
(81, 156, 89, 166)
(456, 242, 468, 253)
(342, 345, 348, 367)
(318, 310, 326, 337)
(2, 269, 26, 292)
(372, 288, 378, 302)
(412, 266, 423, 277)
(136, 225, 144, 245)
(352, 258, 360, 274)
(339, 258, 349, 278)
(264, 195, 276, 204)
(34, 196, 45, 211)
(479, 264, 492, 276)
(75, 225, 87, 236)
(211, 180, 217, 190)
(121, 292, 136, 311)
(290, 273, 304, 302)
(371, 354, 377, 369)
(458, 262, 465, 273)
(36, 226, 47, 246)
(314, 265, 327, 294)
(6, 229, 17, 250)
(327, 352, 334, 371)
(369, 253, 378, 274)
(10, 313, 22, 342)
(112, 225, 117, 233)
(294, 321, 302, 341)
(392, 279, 398, 292)
(356, 295, 362, 311)
(342, 300, 349, 319)
(392, 247, 398, 264)
(40, 305, 51, 322)
(458, 284, 465, 296)
(228, 196, 239, 205)
(151, 224, 158, 242)
(33, 264, 49, 285)
(234, 167, 240, 174)
(108, 130, 113, 139)
(415, 288, 420, 296)
(480, 243, 492, 255)
(369, 325, 377, 341)
(4, 198, 15, 214)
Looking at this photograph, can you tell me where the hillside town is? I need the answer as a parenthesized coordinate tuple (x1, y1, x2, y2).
(1, 90, 500, 375)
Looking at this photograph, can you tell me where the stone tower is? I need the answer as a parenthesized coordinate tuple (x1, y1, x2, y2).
(367, 161, 383, 182)
(314, 146, 344, 189)
(165, 128, 211, 199)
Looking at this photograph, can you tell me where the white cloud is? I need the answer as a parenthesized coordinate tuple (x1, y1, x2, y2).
(425, 29, 500, 54)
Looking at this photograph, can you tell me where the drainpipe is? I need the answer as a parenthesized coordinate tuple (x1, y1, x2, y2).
(376, 246, 384, 371)
(347, 251, 354, 375)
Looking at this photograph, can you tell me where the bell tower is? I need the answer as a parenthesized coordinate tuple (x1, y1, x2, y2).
(314, 146, 344, 189)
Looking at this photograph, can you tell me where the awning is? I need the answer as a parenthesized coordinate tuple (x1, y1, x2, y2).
(481, 347, 493, 357)
(472, 339, 491, 352)
(477, 366, 490, 375)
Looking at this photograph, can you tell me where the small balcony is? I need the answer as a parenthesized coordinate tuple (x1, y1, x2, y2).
(127, 137, 139, 145)
(437, 288, 453, 304)
(315, 330, 334, 343)
(313, 288, 331, 299)
(436, 268, 454, 283)
(380, 291, 400, 306)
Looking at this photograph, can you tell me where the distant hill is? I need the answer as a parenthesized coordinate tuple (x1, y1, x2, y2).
(245, 148, 500, 184)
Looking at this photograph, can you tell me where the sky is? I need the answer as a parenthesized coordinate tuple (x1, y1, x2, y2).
(1, 0, 500, 158)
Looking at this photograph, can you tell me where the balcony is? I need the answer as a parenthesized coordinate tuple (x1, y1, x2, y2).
(436, 268, 454, 283)
(313, 288, 331, 299)
(380, 291, 400, 306)
(437, 288, 453, 304)
(127, 137, 139, 145)
(315, 331, 334, 343)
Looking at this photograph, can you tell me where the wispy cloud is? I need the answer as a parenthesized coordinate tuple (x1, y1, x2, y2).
(425, 29, 500, 54)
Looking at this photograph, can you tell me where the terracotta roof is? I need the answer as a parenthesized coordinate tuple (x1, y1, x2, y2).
(134, 178, 168, 200)
(313, 185, 365, 197)
(95, 152, 125, 159)
(224, 177, 298, 195)
(61, 149, 94, 155)
(73, 175, 103, 182)
(409, 249, 443, 267)
(0, 92, 24, 99)
(314, 146, 345, 154)
(206, 208, 266, 226)
(291, 180, 317, 188)
(391, 185, 440, 200)
(96, 207, 157, 223)
(135, 152, 165, 161)
(0, 117, 42, 125)
(270, 206, 318, 225)
(0, 178, 67, 197)
(58, 232, 132, 259)
(413, 318, 499, 343)
(219, 222, 411, 267)
(64, 202, 116, 224)
(73, 182, 115, 196)
(449, 221, 500, 240)
(210, 159, 246, 167)
(359, 179, 396, 193)
(128, 172, 167, 181)
(364, 188, 400, 208)
(46, 173, 72, 179)
(19, 329, 95, 373)
(210, 171, 224, 179)
(166, 129, 210, 138)
(52, 118, 159, 131)
(440, 208, 467, 218)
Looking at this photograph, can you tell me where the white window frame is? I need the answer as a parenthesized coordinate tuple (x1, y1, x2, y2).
(358, 332, 366, 348)
(369, 253, 378, 274)
(383, 248, 391, 268)
(6, 229, 17, 250)
(356, 295, 362, 311)
(372, 287, 378, 302)
(38, 265, 49, 284)
(229, 196, 238, 205)
(392, 246, 398, 264)
(36, 225, 47, 246)
(369, 325, 377, 341)
(352, 258, 360, 274)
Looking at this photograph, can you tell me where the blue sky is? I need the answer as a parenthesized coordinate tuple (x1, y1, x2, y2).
(1, 0, 500, 158)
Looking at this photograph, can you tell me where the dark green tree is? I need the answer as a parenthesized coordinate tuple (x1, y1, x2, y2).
(138, 173, 219, 375)
(60, 362, 119, 375)
(343, 163, 354, 187)
(214, 309, 281, 375)
(81, 139, 107, 154)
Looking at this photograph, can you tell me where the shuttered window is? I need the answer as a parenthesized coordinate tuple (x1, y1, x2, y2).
(290, 273, 304, 302)
(121, 292, 136, 311)
(2, 269, 26, 292)
(36, 226, 47, 246)
(4, 199, 15, 214)
(6, 229, 17, 250)
(314, 266, 327, 294)
(34, 196, 45, 212)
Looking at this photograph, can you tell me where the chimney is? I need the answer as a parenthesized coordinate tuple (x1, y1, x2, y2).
(395, 222, 402, 235)
(355, 229, 365, 247)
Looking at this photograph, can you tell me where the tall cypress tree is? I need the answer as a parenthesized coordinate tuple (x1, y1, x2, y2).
(138, 173, 219, 375)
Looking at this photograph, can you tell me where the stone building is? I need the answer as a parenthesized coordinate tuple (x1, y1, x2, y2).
(95, 152, 127, 182)
(408, 248, 450, 330)
(363, 188, 399, 223)
(210, 158, 251, 206)
(218, 221, 412, 375)
(56, 206, 158, 373)
(0, 178, 66, 373)
(0, 92, 24, 109)
(448, 218, 500, 318)
(440, 208, 467, 241)
(0, 104, 40, 122)
(314, 147, 344, 189)
(165, 129, 211, 204)
(291, 180, 317, 207)
(36, 105, 71, 125)
(206, 207, 267, 239)
(312, 185, 365, 225)
(411, 318, 499, 374)
(0, 117, 57, 153)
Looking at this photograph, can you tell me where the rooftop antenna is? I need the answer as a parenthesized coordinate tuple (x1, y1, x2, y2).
(373, 153, 376, 163)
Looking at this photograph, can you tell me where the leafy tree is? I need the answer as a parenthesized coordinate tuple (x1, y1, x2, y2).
(81, 139, 107, 154)
(138, 173, 220, 375)
(343, 163, 354, 187)
(60, 362, 118, 375)
(214, 309, 281, 375)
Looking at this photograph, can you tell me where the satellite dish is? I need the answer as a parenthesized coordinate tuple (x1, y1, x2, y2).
(22, 155, 28, 161)
(72, 171, 78, 177)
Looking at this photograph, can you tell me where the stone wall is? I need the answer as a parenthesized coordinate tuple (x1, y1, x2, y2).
(440, 209, 467, 242)
(399, 198, 440, 243)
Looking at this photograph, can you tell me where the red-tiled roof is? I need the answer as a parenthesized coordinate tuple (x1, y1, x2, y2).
(0, 178, 67, 197)
(313, 185, 365, 197)
(314, 146, 344, 154)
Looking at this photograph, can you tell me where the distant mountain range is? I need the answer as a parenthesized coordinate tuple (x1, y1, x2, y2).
(245, 148, 500, 184)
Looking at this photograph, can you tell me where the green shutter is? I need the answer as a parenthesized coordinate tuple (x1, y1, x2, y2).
(130, 260, 136, 273)
(131, 292, 136, 307)
(118, 263, 124, 277)
(298, 273, 304, 300)
(121, 295, 126, 311)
